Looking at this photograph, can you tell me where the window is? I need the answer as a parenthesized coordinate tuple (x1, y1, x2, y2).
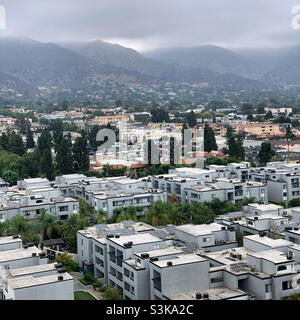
(124, 268, 130, 278)
(282, 280, 292, 290)
(153, 270, 161, 292)
(124, 282, 130, 292)
(59, 206, 69, 212)
(203, 237, 210, 243)
(277, 265, 287, 272)
(265, 284, 271, 293)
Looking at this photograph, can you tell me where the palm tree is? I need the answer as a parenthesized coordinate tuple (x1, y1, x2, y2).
(58, 215, 90, 253)
(9, 215, 39, 244)
(0, 221, 10, 237)
(147, 201, 170, 226)
(39, 211, 58, 241)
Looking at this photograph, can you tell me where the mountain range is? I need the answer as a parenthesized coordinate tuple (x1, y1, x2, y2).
(2, 36, 300, 97)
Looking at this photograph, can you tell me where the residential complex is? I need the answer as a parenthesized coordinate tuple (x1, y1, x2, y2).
(0, 236, 74, 300)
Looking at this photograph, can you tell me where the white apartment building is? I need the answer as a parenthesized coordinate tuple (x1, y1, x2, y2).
(0, 237, 74, 300)
(250, 162, 300, 204)
(185, 178, 267, 206)
(77, 221, 239, 300)
(56, 174, 166, 219)
(3, 263, 74, 300)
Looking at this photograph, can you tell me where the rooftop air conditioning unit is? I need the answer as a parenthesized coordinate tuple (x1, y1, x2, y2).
(203, 293, 209, 300)
(167, 261, 173, 267)
(150, 257, 158, 262)
(195, 293, 202, 300)
(58, 276, 64, 281)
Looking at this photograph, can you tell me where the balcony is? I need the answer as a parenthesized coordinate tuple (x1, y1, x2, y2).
(235, 190, 243, 197)
(152, 277, 161, 292)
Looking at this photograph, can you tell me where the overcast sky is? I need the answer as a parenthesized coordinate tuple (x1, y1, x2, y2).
(1, 0, 300, 51)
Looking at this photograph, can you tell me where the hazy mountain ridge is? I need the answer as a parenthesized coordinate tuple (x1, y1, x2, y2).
(0, 37, 281, 96)
(145, 45, 300, 86)
(59, 40, 268, 89)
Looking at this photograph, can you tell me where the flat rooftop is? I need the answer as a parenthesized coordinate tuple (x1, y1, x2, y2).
(0, 236, 22, 247)
(244, 235, 293, 248)
(247, 214, 287, 221)
(247, 249, 292, 264)
(0, 247, 41, 263)
(175, 223, 226, 237)
(167, 287, 249, 300)
(7, 273, 73, 290)
(23, 178, 49, 184)
(135, 247, 184, 258)
(151, 254, 207, 268)
(248, 203, 283, 211)
(9, 263, 57, 278)
(109, 233, 162, 247)
(204, 247, 248, 266)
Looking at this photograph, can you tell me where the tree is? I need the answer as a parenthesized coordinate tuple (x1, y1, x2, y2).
(26, 125, 35, 149)
(38, 130, 52, 154)
(72, 136, 90, 172)
(9, 215, 39, 244)
(0, 151, 25, 178)
(103, 287, 123, 300)
(55, 133, 73, 174)
(256, 105, 265, 114)
(0, 133, 8, 150)
(258, 142, 275, 164)
(23, 149, 40, 178)
(151, 108, 170, 123)
(58, 214, 90, 253)
(286, 125, 296, 140)
(39, 149, 55, 180)
(187, 111, 197, 128)
(2, 170, 18, 186)
(204, 124, 218, 152)
(39, 212, 58, 241)
(7, 132, 25, 156)
(226, 126, 244, 160)
(16, 117, 30, 134)
(265, 111, 273, 120)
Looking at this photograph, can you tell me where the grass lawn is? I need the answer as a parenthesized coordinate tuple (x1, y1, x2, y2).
(74, 291, 97, 300)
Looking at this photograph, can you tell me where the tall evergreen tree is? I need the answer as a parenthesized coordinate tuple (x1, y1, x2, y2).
(187, 111, 197, 128)
(39, 149, 55, 180)
(226, 126, 245, 160)
(38, 130, 52, 154)
(7, 132, 25, 156)
(26, 125, 35, 149)
(204, 124, 218, 152)
(0, 132, 8, 151)
(56, 134, 73, 174)
(72, 136, 90, 172)
(37, 129, 54, 179)
(258, 142, 275, 164)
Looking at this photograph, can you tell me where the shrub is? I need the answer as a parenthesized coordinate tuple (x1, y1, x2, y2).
(83, 272, 96, 284)
(70, 261, 80, 272)
(79, 278, 90, 286)
(92, 280, 102, 288)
